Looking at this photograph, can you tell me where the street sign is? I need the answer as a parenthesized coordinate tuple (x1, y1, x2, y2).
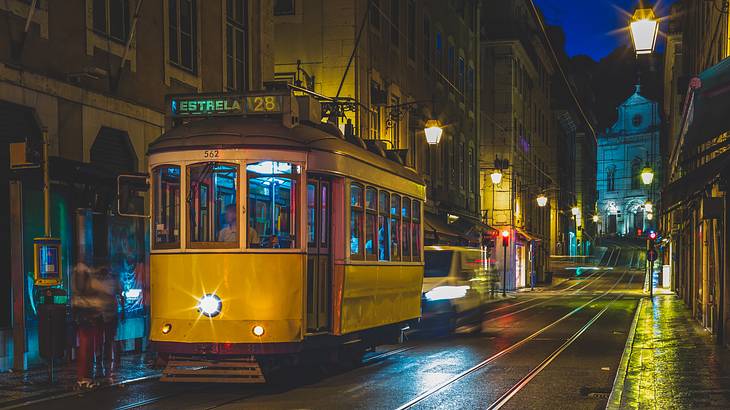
(647, 248, 658, 262)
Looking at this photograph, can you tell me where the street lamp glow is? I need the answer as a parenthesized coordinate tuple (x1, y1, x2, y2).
(592, 215, 599, 223)
(644, 202, 653, 213)
(641, 167, 655, 185)
(536, 194, 548, 207)
(630, 8, 659, 55)
(571, 206, 581, 216)
(647, 212, 654, 220)
(424, 120, 443, 145)
(490, 170, 503, 185)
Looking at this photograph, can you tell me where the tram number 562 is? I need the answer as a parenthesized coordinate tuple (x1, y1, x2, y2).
(203, 150, 219, 158)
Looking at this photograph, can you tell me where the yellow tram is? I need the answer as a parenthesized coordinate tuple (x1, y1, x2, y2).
(144, 91, 425, 382)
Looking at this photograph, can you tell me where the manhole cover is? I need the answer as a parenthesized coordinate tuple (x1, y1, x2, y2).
(579, 386, 611, 399)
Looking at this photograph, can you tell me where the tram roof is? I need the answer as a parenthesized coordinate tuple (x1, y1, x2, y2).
(148, 117, 424, 185)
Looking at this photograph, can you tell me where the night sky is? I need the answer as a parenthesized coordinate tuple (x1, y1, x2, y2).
(534, 0, 677, 61)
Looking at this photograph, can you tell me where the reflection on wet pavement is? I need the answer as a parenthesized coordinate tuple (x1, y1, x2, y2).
(613, 295, 730, 409)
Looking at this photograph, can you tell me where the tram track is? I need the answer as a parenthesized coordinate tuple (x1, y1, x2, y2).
(394, 267, 636, 410)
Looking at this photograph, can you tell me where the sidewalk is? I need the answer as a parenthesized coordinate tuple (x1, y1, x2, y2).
(608, 293, 730, 409)
(0, 352, 159, 408)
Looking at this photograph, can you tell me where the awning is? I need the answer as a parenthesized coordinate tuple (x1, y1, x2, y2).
(424, 213, 465, 244)
(450, 217, 494, 242)
(663, 150, 730, 210)
(683, 57, 730, 150)
(515, 227, 540, 242)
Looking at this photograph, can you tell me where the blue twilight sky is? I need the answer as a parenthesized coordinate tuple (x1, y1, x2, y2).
(534, 0, 677, 60)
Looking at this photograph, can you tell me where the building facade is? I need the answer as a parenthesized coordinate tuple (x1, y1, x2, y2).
(0, 0, 274, 371)
(662, 0, 730, 346)
(597, 87, 660, 236)
(480, 0, 596, 289)
(273, 0, 485, 245)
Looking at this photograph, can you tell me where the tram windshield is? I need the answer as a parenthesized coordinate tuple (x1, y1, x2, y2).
(247, 161, 300, 248)
(187, 162, 239, 247)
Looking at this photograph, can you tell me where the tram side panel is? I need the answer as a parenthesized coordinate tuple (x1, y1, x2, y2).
(150, 253, 306, 344)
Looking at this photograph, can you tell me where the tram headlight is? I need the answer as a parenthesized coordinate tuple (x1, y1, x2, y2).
(424, 286, 470, 302)
(198, 294, 222, 317)
(252, 325, 265, 337)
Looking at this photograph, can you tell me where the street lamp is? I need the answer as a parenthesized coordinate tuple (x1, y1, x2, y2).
(644, 201, 653, 213)
(490, 170, 503, 185)
(592, 215, 600, 223)
(536, 193, 548, 207)
(571, 206, 581, 216)
(641, 166, 655, 185)
(424, 120, 443, 145)
(629, 7, 659, 55)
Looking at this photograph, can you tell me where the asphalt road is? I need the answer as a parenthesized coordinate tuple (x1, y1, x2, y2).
(29, 246, 644, 410)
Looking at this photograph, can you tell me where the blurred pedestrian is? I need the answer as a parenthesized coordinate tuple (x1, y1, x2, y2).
(71, 262, 101, 389)
(71, 260, 122, 389)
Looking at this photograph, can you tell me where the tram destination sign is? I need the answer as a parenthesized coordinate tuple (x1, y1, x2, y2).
(170, 94, 283, 118)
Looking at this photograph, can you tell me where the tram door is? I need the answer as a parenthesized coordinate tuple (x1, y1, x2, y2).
(306, 177, 331, 332)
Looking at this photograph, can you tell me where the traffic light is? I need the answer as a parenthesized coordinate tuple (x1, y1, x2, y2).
(501, 229, 510, 247)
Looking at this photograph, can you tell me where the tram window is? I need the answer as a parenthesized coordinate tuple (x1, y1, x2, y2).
(365, 187, 377, 260)
(188, 163, 239, 247)
(402, 197, 411, 260)
(307, 183, 316, 247)
(350, 183, 364, 258)
(378, 191, 390, 261)
(390, 194, 401, 261)
(153, 165, 181, 248)
(412, 201, 421, 261)
(247, 161, 300, 249)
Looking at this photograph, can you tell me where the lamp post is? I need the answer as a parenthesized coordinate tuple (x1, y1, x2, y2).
(629, 7, 659, 56)
(424, 119, 443, 145)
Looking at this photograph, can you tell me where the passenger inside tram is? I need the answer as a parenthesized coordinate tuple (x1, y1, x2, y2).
(217, 204, 238, 242)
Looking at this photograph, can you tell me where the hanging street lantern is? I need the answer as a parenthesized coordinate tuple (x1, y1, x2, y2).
(592, 215, 600, 223)
(490, 170, 503, 185)
(424, 120, 443, 145)
(536, 193, 548, 207)
(630, 7, 659, 55)
(644, 201, 653, 213)
(571, 206, 581, 216)
(641, 166, 655, 185)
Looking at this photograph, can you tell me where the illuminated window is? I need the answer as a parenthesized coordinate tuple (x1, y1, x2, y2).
(226, 0, 247, 91)
(378, 191, 390, 261)
(153, 165, 181, 248)
(365, 187, 378, 260)
(169, 0, 197, 73)
(247, 161, 300, 248)
(188, 162, 238, 247)
(93, 0, 129, 43)
(390, 194, 401, 261)
(350, 183, 364, 258)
